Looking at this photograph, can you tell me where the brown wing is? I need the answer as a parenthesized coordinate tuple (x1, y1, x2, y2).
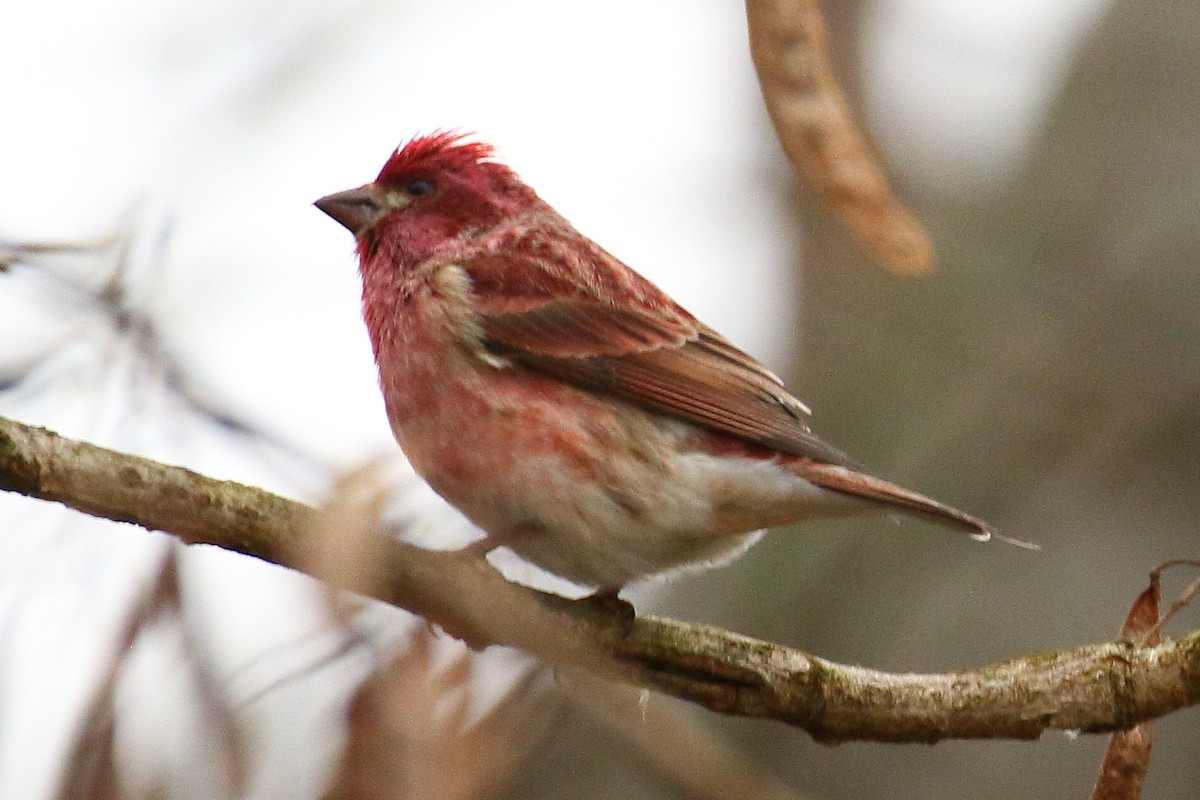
(456, 220, 1019, 542)
(461, 223, 858, 467)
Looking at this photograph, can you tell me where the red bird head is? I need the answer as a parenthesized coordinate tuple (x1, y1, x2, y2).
(315, 132, 540, 264)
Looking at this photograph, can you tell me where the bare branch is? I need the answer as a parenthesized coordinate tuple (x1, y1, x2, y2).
(2, 413, 1198, 743)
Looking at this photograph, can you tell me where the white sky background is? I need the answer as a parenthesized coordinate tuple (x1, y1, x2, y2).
(0, 1, 1107, 797)
(863, 0, 1106, 193)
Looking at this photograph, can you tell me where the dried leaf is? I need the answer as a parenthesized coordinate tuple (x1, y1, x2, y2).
(1141, 559, 1200, 644)
(324, 628, 555, 800)
(302, 461, 392, 620)
(746, 0, 934, 275)
(1089, 570, 1163, 800)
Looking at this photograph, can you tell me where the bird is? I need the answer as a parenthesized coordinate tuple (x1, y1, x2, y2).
(315, 131, 1020, 592)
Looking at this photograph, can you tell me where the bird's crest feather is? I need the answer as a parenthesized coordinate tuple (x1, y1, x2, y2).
(377, 131, 504, 185)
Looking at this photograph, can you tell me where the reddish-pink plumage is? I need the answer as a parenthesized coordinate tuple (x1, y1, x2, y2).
(376, 131, 500, 185)
(315, 133, 1009, 589)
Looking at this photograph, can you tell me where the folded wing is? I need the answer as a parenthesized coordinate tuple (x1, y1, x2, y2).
(462, 220, 857, 466)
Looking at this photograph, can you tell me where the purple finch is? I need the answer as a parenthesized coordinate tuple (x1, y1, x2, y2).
(316, 132, 1010, 590)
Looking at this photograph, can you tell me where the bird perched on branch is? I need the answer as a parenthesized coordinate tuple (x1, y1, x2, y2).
(316, 132, 1020, 591)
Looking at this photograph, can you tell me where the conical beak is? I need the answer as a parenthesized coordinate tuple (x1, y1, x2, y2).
(314, 185, 385, 236)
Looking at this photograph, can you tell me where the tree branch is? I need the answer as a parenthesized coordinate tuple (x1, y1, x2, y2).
(2, 413, 1197, 743)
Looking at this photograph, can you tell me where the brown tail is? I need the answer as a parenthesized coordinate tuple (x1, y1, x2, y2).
(791, 461, 1039, 550)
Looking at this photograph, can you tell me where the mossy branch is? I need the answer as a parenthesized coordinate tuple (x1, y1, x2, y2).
(1, 413, 1197, 743)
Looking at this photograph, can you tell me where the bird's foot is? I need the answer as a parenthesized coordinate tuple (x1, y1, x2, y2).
(585, 587, 636, 624)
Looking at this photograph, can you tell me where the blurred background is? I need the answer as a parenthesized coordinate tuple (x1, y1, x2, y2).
(2, 0, 1197, 798)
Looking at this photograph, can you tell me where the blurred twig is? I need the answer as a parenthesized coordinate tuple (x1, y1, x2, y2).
(55, 550, 245, 800)
(746, 0, 934, 275)
(557, 670, 807, 800)
(54, 560, 178, 800)
(2, 413, 1198, 743)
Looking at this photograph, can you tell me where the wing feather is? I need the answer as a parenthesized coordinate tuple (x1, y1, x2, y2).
(447, 218, 1007, 539)
(460, 220, 856, 466)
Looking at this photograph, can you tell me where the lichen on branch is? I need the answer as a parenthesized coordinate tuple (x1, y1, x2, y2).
(1, 413, 1197, 743)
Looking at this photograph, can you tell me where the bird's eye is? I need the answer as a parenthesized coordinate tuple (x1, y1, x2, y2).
(405, 178, 434, 196)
